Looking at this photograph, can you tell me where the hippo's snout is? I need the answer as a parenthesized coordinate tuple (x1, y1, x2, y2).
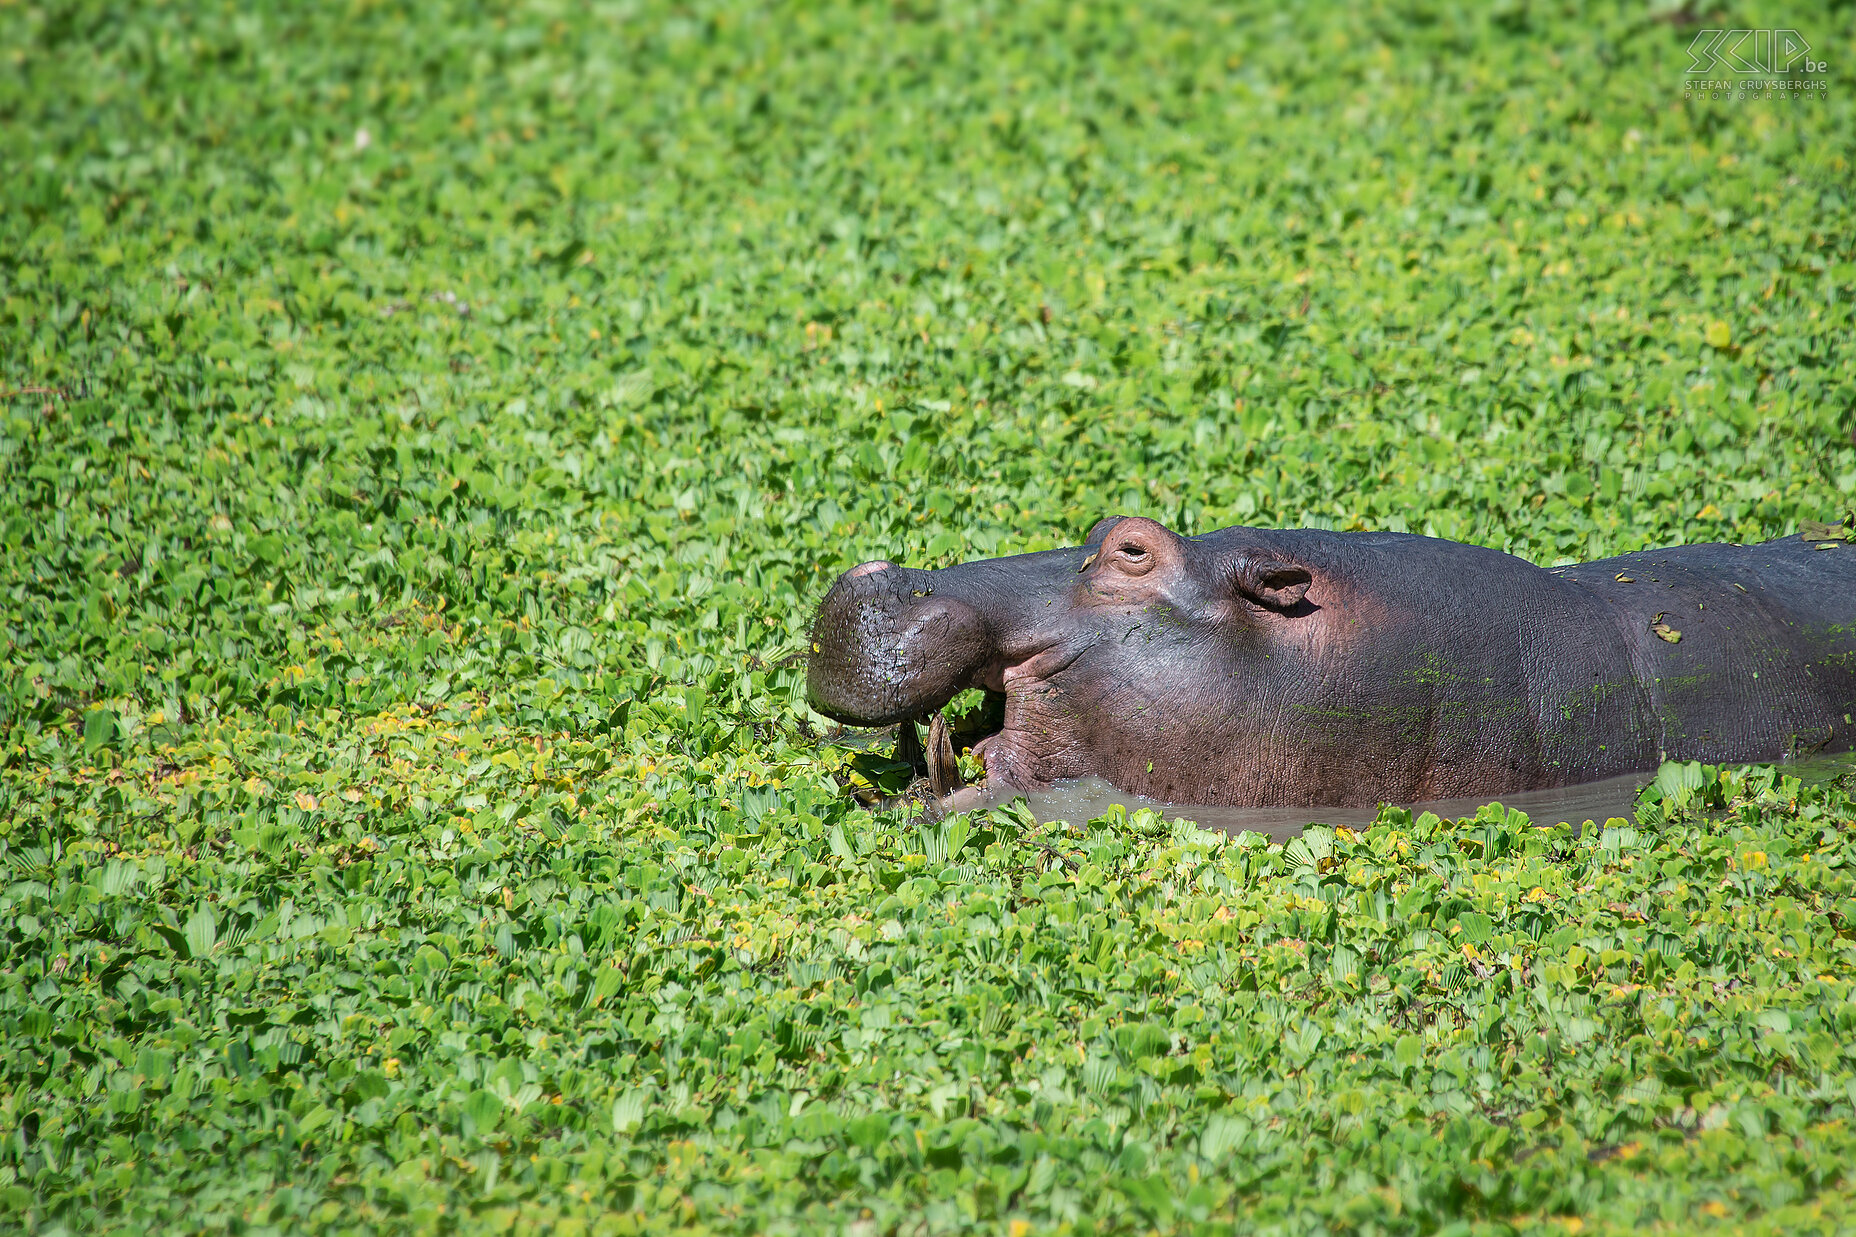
(807, 563, 993, 726)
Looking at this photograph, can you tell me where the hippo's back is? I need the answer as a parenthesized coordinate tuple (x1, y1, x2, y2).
(1554, 536, 1856, 762)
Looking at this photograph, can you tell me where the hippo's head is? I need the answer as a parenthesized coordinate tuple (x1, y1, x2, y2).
(808, 516, 1336, 805)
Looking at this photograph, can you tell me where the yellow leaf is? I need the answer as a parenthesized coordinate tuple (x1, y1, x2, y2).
(1704, 320, 1731, 349)
(1694, 504, 1721, 519)
(294, 790, 318, 811)
(1701, 1200, 1727, 1218)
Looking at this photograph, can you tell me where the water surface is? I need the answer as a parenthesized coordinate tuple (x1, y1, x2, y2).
(988, 751, 1856, 842)
(1005, 772, 1650, 843)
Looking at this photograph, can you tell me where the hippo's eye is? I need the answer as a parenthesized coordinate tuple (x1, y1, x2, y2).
(1105, 541, 1156, 577)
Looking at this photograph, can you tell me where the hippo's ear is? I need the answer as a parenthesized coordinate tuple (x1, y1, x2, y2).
(1234, 559, 1313, 612)
(1082, 516, 1135, 547)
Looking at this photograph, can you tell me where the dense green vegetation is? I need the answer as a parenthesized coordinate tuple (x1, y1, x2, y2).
(4, 0, 1855, 1232)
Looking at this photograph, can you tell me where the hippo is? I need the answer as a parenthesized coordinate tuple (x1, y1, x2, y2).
(806, 517, 1856, 808)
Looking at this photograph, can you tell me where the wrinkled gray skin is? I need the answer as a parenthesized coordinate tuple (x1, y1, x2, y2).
(807, 517, 1856, 808)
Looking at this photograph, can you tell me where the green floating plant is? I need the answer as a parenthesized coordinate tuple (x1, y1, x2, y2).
(2, 0, 1855, 1233)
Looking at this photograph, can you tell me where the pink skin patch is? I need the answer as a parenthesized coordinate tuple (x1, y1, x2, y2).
(846, 560, 894, 578)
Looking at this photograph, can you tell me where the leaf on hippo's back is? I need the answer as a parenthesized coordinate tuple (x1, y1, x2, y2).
(1649, 613, 1681, 643)
(1799, 520, 1848, 542)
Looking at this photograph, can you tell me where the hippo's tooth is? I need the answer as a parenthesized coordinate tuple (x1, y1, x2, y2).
(927, 713, 964, 798)
(895, 719, 927, 779)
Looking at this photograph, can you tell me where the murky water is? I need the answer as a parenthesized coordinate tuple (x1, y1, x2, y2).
(1003, 773, 1651, 842)
(969, 752, 1856, 843)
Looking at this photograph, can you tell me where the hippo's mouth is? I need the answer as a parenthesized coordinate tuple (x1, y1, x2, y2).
(883, 690, 1007, 805)
(877, 638, 1094, 811)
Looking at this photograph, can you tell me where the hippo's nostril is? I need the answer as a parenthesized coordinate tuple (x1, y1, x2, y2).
(846, 560, 895, 579)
